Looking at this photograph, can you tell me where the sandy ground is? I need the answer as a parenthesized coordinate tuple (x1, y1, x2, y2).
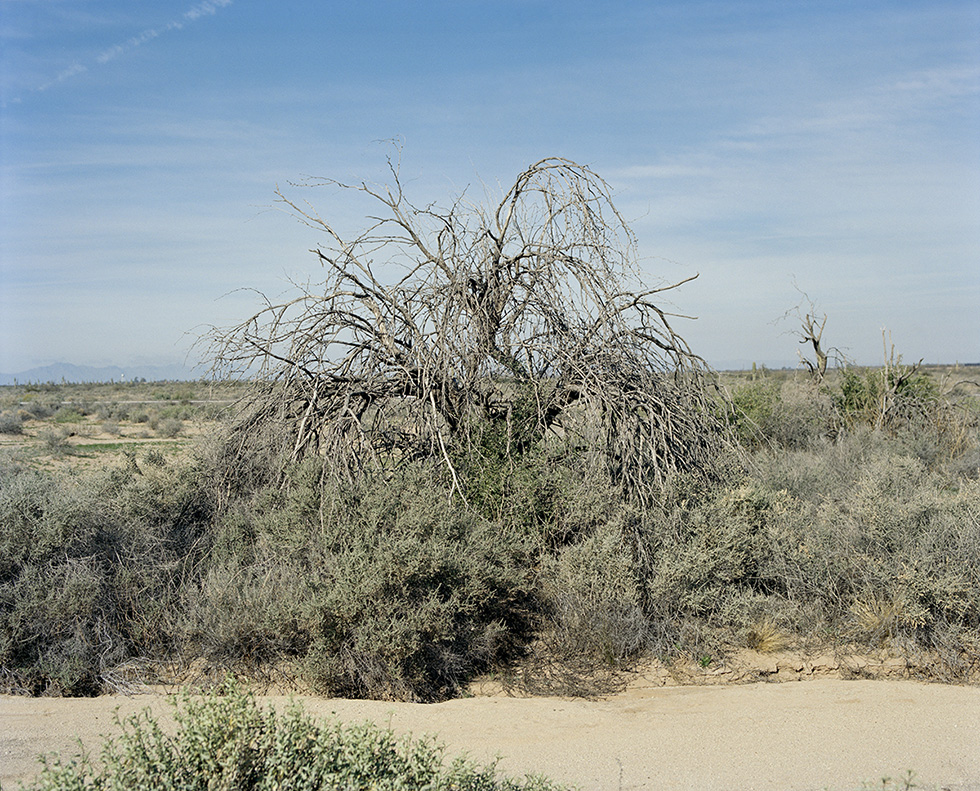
(2, 678, 979, 791)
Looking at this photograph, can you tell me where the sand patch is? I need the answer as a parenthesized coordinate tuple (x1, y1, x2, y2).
(2, 678, 978, 791)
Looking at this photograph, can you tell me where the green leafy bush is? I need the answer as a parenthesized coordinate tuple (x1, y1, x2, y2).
(834, 365, 941, 432)
(729, 379, 781, 447)
(22, 681, 568, 791)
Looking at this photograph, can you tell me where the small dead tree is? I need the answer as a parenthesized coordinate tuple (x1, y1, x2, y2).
(779, 288, 844, 382)
(205, 155, 725, 502)
(799, 311, 829, 381)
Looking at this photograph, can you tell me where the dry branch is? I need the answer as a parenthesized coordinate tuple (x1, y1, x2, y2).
(205, 156, 726, 502)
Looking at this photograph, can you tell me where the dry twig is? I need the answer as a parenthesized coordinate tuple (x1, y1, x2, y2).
(204, 155, 725, 502)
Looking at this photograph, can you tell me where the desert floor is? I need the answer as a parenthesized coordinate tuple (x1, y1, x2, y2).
(2, 676, 979, 791)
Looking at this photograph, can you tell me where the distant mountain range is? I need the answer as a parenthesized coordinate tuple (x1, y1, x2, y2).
(0, 362, 202, 385)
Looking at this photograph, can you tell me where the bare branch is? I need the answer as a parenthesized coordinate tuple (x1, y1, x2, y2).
(206, 156, 728, 502)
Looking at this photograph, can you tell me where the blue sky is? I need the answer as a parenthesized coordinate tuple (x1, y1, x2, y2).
(2, 0, 978, 373)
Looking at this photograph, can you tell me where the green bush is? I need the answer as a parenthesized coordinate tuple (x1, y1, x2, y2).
(834, 366, 941, 432)
(728, 376, 834, 450)
(181, 462, 542, 701)
(157, 403, 199, 421)
(22, 681, 568, 791)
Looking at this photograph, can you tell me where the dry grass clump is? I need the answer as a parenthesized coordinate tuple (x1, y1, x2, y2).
(744, 616, 790, 653)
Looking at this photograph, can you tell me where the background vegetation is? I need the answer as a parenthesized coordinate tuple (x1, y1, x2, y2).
(1, 164, 977, 702)
(2, 362, 978, 700)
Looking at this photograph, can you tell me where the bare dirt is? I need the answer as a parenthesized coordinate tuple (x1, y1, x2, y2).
(2, 673, 978, 791)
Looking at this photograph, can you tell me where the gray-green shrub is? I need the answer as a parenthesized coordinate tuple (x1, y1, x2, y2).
(0, 411, 23, 434)
(22, 681, 568, 791)
(183, 462, 542, 701)
(0, 455, 214, 695)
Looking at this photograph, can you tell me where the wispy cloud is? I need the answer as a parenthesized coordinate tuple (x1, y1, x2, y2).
(40, 61, 89, 90)
(37, 0, 233, 90)
(183, 1, 234, 22)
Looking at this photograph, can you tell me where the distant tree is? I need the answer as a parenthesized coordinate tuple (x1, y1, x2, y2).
(206, 155, 726, 502)
(779, 287, 844, 382)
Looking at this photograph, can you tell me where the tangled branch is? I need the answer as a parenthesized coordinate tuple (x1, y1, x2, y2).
(205, 156, 726, 501)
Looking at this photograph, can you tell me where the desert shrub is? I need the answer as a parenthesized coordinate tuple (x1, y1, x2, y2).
(452, 441, 576, 545)
(292, 472, 539, 698)
(641, 483, 776, 619)
(776, 378, 837, 447)
(156, 417, 183, 438)
(157, 403, 198, 420)
(746, 434, 980, 655)
(21, 399, 56, 419)
(538, 516, 647, 666)
(181, 462, 541, 701)
(0, 411, 23, 434)
(39, 429, 73, 456)
(53, 407, 84, 424)
(208, 159, 728, 511)
(0, 457, 216, 695)
(153, 385, 197, 402)
(615, 424, 980, 671)
(729, 379, 781, 448)
(729, 376, 834, 450)
(5, 373, 977, 696)
(109, 403, 131, 421)
(451, 391, 557, 525)
(23, 681, 568, 791)
(834, 365, 941, 433)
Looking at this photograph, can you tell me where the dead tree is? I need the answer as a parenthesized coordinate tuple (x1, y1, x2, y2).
(205, 156, 725, 502)
(779, 288, 843, 382)
(799, 311, 829, 381)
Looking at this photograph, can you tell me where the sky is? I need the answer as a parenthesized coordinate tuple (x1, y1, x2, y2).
(1, 0, 978, 374)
